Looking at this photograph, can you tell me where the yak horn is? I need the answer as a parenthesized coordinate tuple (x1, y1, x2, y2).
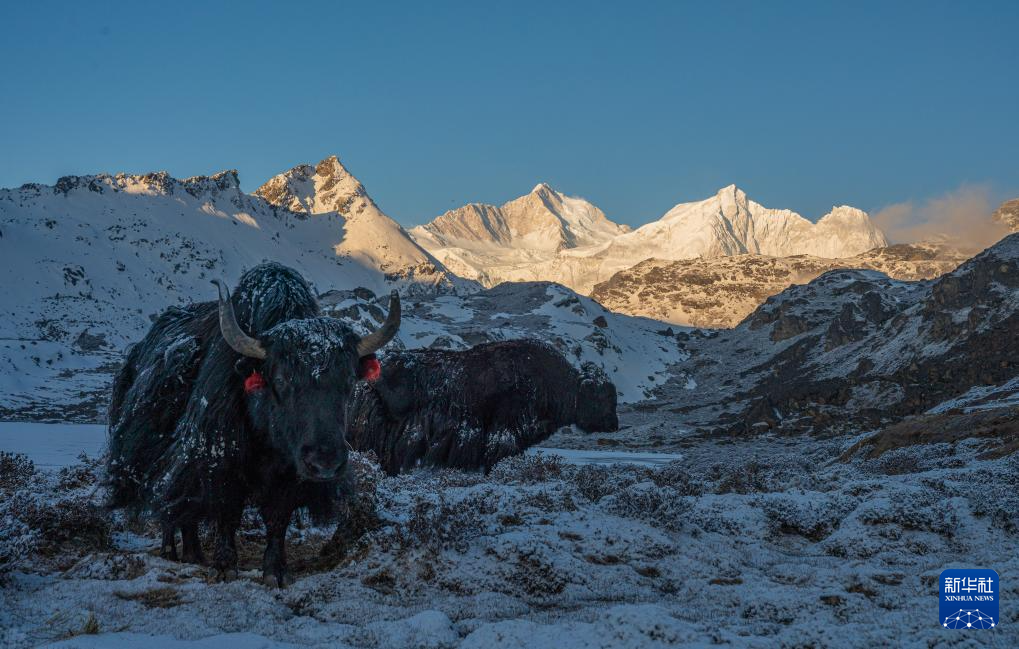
(356, 291, 401, 357)
(211, 279, 266, 360)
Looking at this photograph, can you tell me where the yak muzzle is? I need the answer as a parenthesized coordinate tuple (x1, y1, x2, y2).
(300, 444, 346, 481)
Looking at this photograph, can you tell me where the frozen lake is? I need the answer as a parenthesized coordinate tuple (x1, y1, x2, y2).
(0, 421, 682, 469)
(0, 421, 107, 469)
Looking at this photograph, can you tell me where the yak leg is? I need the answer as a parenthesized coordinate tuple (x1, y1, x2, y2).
(181, 522, 205, 564)
(260, 491, 298, 588)
(159, 523, 178, 561)
(212, 509, 241, 582)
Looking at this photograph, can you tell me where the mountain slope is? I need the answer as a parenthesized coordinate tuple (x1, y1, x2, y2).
(590, 243, 969, 328)
(640, 233, 1019, 438)
(255, 156, 460, 287)
(413, 184, 888, 294)
(0, 161, 471, 419)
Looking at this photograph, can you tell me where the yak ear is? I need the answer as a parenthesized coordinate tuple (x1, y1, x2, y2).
(233, 357, 261, 377)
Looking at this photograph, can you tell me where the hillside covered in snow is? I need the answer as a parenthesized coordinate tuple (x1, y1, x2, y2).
(0, 158, 474, 420)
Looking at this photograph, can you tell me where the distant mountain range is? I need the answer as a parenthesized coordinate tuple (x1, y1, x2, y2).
(411, 183, 889, 294)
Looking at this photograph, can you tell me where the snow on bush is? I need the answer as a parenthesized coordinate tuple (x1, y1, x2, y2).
(0, 451, 37, 490)
(760, 492, 857, 541)
(599, 481, 692, 532)
(0, 453, 111, 574)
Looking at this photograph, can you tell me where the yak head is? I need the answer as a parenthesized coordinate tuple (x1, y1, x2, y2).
(576, 362, 619, 432)
(213, 280, 400, 482)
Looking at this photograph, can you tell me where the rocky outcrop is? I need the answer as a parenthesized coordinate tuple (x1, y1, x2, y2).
(590, 243, 968, 328)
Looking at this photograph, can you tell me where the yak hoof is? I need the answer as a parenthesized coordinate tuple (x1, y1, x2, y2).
(182, 548, 206, 565)
(261, 570, 292, 589)
(216, 568, 239, 583)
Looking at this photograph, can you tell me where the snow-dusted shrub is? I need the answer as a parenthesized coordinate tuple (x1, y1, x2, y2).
(11, 492, 112, 554)
(518, 487, 578, 513)
(506, 548, 568, 599)
(0, 455, 112, 566)
(572, 463, 651, 502)
(56, 452, 102, 491)
(390, 489, 501, 553)
(866, 447, 922, 475)
(0, 514, 36, 574)
(760, 493, 855, 541)
(600, 481, 693, 532)
(648, 461, 703, 496)
(490, 452, 569, 484)
(709, 459, 781, 494)
(63, 552, 148, 581)
(856, 489, 958, 536)
(964, 459, 1019, 534)
(325, 451, 385, 561)
(0, 451, 36, 490)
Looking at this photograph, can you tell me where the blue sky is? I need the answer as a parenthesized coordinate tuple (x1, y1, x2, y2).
(2, 1, 1017, 228)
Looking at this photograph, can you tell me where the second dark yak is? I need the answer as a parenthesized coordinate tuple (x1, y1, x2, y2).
(347, 339, 618, 475)
(107, 262, 400, 587)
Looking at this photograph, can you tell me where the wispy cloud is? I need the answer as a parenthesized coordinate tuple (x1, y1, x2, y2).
(871, 184, 1011, 250)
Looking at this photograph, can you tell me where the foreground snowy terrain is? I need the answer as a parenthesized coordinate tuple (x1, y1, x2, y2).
(3, 419, 1017, 648)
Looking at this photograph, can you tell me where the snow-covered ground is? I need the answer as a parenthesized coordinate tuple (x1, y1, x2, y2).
(3, 423, 1017, 648)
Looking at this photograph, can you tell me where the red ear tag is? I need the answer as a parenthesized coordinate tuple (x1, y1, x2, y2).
(244, 370, 267, 394)
(359, 355, 381, 382)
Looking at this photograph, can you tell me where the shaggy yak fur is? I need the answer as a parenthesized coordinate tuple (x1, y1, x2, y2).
(108, 262, 398, 586)
(347, 340, 618, 475)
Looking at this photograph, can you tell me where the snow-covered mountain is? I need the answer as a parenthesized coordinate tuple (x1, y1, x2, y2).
(993, 197, 1019, 231)
(0, 158, 473, 419)
(254, 156, 458, 287)
(413, 184, 889, 294)
(590, 242, 969, 328)
(409, 183, 629, 287)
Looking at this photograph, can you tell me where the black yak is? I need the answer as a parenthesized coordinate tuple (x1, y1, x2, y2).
(347, 340, 618, 475)
(107, 262, 400, 586)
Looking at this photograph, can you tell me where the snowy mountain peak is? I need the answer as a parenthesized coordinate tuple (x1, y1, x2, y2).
(255, 155, 375, 217)
(715, 183, 744, 199)
(253, 156, 472, 292)
(820, 205, 870, 224)
(411, 184, 629, 257)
